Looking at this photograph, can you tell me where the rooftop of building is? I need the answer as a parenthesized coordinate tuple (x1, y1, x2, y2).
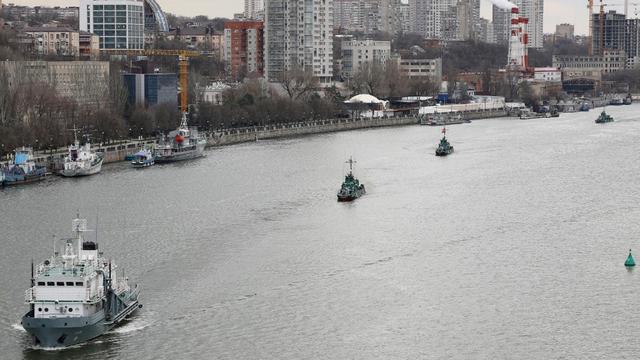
(24, 26, 77, 33)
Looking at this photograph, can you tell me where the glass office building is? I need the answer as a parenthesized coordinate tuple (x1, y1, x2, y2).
(80, 0, 144, 49)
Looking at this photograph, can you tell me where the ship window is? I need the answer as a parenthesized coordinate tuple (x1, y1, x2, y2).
(66, 282, 74, 286)
(47, 282, 54, 286)
(44, 308, 49, 312)
(37, 282, 45, 286)
(56, 282, 65, 286)
(38, 308, 42, 312)
(68, 308, 73, 313)
(75, 282, 84, 286)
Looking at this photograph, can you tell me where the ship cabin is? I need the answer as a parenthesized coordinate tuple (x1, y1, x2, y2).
(25, 219, 118, 319)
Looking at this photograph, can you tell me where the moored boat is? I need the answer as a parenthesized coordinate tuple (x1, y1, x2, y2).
(21, 217, 141, 348)
(337, 157, 366, 202)
(2, 147, 47, 186)
(435, 127, 454, 157)
(59, 133, 103, 177)
(131, 148, 154, 168)
(154, 115, 206, 163)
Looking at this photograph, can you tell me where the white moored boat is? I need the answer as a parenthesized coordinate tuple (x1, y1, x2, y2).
(59, 135, 103, 177)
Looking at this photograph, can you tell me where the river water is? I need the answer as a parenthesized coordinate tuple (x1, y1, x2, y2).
(2, 106, 640, 359)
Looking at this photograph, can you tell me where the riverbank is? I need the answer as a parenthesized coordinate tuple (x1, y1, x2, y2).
(2, 110, 510, 170)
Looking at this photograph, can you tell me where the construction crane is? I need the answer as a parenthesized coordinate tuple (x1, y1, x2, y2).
(102, 49, 200, 116)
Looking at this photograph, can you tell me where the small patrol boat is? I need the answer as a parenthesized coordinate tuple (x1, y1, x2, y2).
(59, 130, 103, 177)
(154, 114, 206, 163)
(131, 148, 154, 168)
(2, 147, 47, 186)
(595, 110, 614, 124)
(625, 249, 636, 267)
(337, 157, 366, 202)
(435, 127, 454, 157)
(21, 217, 141, 348)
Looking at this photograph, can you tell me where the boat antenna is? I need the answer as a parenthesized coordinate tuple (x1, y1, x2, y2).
(345, 157, 356, 173)
(52, 234, 57, 256)
(31, 258, 34, 287)
(68, 125, 81, 144)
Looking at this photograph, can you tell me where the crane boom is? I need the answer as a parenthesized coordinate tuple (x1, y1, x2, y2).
(101, 49, 200, 114)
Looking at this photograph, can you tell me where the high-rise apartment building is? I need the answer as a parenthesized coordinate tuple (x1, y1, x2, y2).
(492, 0, 544, 49)
(409, 0, 478, 41)
(224, 20, 264, 80)
(334, 0, 399, 35)
(264, 0, 333, 83)
(592, 11, 640, 68)
(244, 0, 264, 20)
(80, 0, 145, 49)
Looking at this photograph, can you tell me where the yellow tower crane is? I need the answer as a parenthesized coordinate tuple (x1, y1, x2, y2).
(102, 49, 201, 115)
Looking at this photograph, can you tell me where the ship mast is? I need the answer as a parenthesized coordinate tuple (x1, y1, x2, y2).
(345, 157, 356, 175)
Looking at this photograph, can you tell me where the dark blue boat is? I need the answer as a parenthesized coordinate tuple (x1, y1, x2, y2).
(2, 148, 47, 186)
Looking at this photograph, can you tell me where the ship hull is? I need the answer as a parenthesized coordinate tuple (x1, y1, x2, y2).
(22, 310, 107, 348)
(436, 148, 454, 157)
(337, 190, 366, 202)
(59, 158, 103, 177)
(3, 173, 47, 186)
(21, 299, 140, 348)
(154, 143, 206, 163)
(131, 160, 154, 168)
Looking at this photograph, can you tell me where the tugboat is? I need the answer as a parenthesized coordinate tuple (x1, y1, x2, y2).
(154, 115, 206, 163)
(59, 131, 103, 177)
(131, 148, 154, 168)
(337, 157, 366, 202)
(21, 217, 141, 348)
(435, 127, 454, 157)
(595, 110, 614, 124)
(2, 147, 47, 186)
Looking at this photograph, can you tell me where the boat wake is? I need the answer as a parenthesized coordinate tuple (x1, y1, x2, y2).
(28, 343, 88, 351)
(10, 323, 26, 332)
(110, 321, 149, 334)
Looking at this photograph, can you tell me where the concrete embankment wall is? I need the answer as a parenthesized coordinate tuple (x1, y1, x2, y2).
(206, 116, 420, 147)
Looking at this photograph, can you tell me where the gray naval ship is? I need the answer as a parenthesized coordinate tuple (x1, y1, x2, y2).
(21, 218, 141, 348)
(154, 114, 206, 163)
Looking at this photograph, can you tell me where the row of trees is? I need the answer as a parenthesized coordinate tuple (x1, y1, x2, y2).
(191, 76, 344, 130)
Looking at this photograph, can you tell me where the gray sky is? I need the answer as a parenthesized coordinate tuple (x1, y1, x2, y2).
(7, 0, 606, 35)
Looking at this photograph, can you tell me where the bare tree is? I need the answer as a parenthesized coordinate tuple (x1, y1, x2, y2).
(279, 64, 318, 101)
(350, 61, 386, 97)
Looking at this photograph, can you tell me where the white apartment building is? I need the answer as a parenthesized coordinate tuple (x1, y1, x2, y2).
(341, 40, 391, 78)
(264, 0, 333, 83)
(80, 0, 144, 49)
(244, 0, 264, 20)
(409, 0, 479, 41)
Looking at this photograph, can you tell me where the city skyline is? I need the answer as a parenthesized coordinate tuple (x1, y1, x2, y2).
(4, 0, 623, 35)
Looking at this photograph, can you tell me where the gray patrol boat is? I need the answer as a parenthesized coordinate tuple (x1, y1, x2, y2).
(154, 114, 206, 163)
(21, 218, 141, 348)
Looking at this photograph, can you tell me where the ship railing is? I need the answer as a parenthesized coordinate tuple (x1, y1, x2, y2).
(25, 288, 33, 302)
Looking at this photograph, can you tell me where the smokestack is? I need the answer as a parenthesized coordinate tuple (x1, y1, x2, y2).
(506, 7, 529, 71)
